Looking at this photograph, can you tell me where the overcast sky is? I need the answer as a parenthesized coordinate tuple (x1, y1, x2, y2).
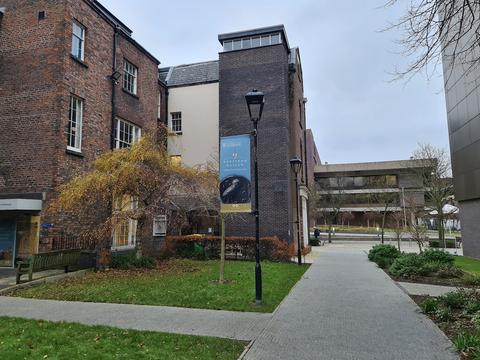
(101, 0, 450, 164)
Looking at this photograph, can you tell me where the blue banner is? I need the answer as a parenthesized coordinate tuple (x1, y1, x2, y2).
(220, 135, 252, 213)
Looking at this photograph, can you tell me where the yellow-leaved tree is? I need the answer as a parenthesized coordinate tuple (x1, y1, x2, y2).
(48, 135, 218, 265)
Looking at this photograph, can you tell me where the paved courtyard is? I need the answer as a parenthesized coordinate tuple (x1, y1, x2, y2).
(0, 243, 459, 359)
(244, 244, 458, 360)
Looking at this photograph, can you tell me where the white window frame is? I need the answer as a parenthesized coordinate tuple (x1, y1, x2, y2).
(115, 118, 141, 149)
(123, 60, 138, 95)
(170, 112, 182, 134)
(223, 33, 282, 52)
(71, 21, 85, 61)
(67, 95, 83, 152)
(153, 215, 167, 237)
(112, 196, 138, 250)
(157, 92, 162, 119)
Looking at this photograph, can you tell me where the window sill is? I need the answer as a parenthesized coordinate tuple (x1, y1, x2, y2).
(66, 148, 84, 157)
(70, 54, 88, 68)
(122, 88, 139, 99)
(111, 245, 136, 251)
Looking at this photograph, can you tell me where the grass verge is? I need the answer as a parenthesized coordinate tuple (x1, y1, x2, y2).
(13, 259, 309, 313)
(0, 316, 245, 360)
(455, 256, 480, 275)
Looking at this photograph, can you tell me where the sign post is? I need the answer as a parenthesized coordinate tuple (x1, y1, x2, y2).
(219, 134, 252, 285)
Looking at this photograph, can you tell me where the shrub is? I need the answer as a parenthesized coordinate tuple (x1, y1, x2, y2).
(440, 291, 468, 310)
(435, 307, 453, 322)
(368, 245, 400, 268)
(429, 240, 457, 249)
(164, 235, 295, 262)
(131, 255, 156, 269)
(309, 237, 320, 246)
(421, 249, 454, 265)
(436, 264, 463, 278)
(389, 253, 426, 277)
(110, 253, 155, 269)
(464, 302, 480, 315)
(453, 333, 480, 353)
(420, 297, 439, 314)
(471, 313, 480, 329)
(110, 253, 135, 269)
(463, 274, 480, 286)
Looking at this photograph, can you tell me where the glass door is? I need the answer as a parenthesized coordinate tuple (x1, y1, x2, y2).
(0, 221, 16, 268)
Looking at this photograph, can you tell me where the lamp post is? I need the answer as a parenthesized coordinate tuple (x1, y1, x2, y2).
(290, 156, 303, 265)
(245, 89, 264, 305)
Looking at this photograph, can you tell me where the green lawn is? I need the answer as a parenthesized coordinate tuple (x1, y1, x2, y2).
(455, 256, 480, 275)
(15, 259, 309, 313)
(0, 317, 245, 360)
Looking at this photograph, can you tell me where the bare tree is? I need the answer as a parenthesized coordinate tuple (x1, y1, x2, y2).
(340, 211, 355, 227)
(391, 211, 405, 251)
(412, 144, 453, 248)
(405, 193, 429, 252)
(315, 179, 347, 243)
(386, 0, 480, 81)
(369, 182, 399, 244)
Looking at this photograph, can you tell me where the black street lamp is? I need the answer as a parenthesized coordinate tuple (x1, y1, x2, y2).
(290, 156, 303, 265)
(245, 89, 265, 305)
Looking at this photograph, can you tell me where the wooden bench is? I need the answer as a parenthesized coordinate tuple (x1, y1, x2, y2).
(16, 250, 81, 284)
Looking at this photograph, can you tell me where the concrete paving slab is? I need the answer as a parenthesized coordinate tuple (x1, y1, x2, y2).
(243, 245, 459, 360)
(397, 282, 460, 297)
(0, 297, 270, 341)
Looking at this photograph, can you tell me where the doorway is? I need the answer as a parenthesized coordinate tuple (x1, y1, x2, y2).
(0, 220, 16, 268)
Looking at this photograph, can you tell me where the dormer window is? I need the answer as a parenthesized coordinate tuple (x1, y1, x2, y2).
(222, 32, 282, 52)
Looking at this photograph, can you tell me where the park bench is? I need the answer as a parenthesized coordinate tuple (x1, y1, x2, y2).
(16, 249, 81, 284)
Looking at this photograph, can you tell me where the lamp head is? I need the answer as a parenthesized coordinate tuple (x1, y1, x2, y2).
(245, 89, 265, 121)
(289, 156, 303, 174)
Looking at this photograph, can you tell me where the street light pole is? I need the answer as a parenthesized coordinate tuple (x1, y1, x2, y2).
(252, 118, 262, 304)
(290, 157, 303, 266)
(245, 89, 265, 306)
(294, 173, 301, 265)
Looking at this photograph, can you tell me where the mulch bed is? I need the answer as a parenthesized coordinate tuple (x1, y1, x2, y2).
(390, 274, 471, 287)
(411, 295, 472, 359)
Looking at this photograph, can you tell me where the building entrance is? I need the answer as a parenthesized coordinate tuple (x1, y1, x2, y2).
(0, 220, 16, 268)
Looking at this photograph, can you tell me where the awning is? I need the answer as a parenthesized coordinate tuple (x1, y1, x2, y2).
(0, 193, 43, 211)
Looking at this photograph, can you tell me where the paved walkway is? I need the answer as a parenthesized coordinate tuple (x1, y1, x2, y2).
(0, 244, 460, 358)
(243, 246, 458, 360)
(0, 296, 270, 341)
(397, 282, 460, 297)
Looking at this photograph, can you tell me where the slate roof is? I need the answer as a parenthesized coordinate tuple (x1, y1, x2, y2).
(159, 60, 219, 87)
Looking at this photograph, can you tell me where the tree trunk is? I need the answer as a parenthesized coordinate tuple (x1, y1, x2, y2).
(219, 214, 226, 284)
(381, 205, 387, 244)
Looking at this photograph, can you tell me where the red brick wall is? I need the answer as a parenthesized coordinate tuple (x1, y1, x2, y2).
(0, 0, 162, 249)
(0, 0, 67, 194)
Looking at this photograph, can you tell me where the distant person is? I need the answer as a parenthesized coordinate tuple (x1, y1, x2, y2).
(314, 228, 320, 241)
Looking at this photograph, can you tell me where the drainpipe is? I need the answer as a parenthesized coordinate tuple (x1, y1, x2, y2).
(110, 26, 119, 149)
(302, 98, 310, 241)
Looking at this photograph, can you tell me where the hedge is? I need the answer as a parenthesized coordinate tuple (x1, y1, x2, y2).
(164, 235, 297, 262)
(429, 240, 457, 249)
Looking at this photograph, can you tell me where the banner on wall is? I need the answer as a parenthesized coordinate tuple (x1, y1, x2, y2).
(219, 135, 252, 213)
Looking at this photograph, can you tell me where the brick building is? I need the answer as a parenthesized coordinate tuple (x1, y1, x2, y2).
(218, 25, 314, 246)
(0, 0, 164, 267)
(160, 25, 318, 247)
